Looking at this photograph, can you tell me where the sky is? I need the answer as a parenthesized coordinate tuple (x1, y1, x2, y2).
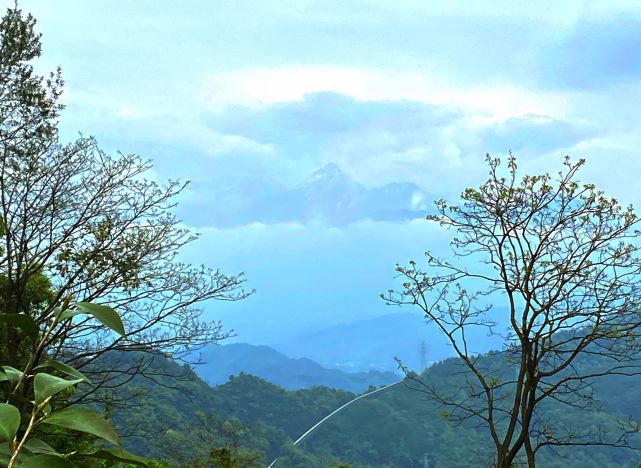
(17, 0, 641, 346)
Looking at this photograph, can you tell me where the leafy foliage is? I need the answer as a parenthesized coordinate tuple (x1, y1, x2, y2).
(0, 300, 147, 467)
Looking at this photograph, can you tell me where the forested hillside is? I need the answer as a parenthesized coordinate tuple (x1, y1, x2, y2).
(103, 349, 641, 467)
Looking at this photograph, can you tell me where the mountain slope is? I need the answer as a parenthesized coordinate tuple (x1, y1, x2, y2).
(274, 313, 453, 372)
(190, 343, 399, 392)
(274, 312, 506, 373)
(106, 349, 641, 468)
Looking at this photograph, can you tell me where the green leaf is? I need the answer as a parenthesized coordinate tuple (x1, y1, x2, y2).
(0, 403, 20, 442)
(34, 359, 89, 383)
(0, 313, 38, 341)
(23, 438, 58, 455)
(2, 366, 23, 383)
(0, 442, 10, 467)
(42, 407, 119, 446)
(56, 309, 81, 322)
(34, 373, 84, 405)
(77, 447, 148, 466)
(19, 454, 77, 468)
(75, 302, 125, 336)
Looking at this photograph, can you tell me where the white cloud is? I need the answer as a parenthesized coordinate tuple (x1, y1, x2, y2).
(525, 137, 641, 209)
(202, 66, 568, 121)
(410, 191, 427, 211)
(61, 87, 275, 157)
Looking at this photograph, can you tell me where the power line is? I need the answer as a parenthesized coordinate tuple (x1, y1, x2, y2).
(267, 379, 404, 468)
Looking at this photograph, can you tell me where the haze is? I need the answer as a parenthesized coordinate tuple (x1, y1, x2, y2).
(22, 0, 641, 351)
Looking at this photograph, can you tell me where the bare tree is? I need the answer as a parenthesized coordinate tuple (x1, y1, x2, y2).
(0, 7, 251, 402)
(385, 155, 641, 467)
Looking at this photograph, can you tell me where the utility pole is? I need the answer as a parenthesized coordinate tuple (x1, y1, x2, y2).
(420, 340, 427, 371)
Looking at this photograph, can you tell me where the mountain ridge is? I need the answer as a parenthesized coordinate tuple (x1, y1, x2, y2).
(181, 162, 430, 227)
(190, 342, 400, 392)
(273, 311, 505, 372)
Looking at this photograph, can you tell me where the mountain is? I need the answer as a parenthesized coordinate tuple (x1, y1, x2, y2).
(292, 163, 367, 224)
(274, 312, 504, 373)
(190, 342, 399, 392)
(180, 163, 430, 227)
(104, 348, 641, 468)
(273, 312, 453, 373)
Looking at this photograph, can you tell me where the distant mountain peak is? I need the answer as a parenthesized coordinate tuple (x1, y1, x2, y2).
(308, 162, 348, 182)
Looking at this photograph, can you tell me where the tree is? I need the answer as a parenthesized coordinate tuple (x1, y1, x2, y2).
(181, 413, 264, 468)
(385, 155, 641, 467)
(0, 300, 149, 466)
(0, 6, 251, 406)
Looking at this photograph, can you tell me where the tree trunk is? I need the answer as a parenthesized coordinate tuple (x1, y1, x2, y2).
(524, 433, 535, 467)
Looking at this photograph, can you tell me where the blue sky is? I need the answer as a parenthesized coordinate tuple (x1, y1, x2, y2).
(19, 1, 641, 347)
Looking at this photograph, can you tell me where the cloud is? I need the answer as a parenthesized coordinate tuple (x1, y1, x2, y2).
(156, 92, 595, 228)
(56, 87, 598, 231)
(525, 139, 641, 209)
(480, 115, 593, 155)
(22, 0, 641, 353)
(203, 67, 568, 120)
(57, 89, 275, 160)
(541, 15, 641, 89)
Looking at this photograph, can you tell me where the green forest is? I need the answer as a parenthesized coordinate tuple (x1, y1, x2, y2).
(92, 347, 641, 467)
